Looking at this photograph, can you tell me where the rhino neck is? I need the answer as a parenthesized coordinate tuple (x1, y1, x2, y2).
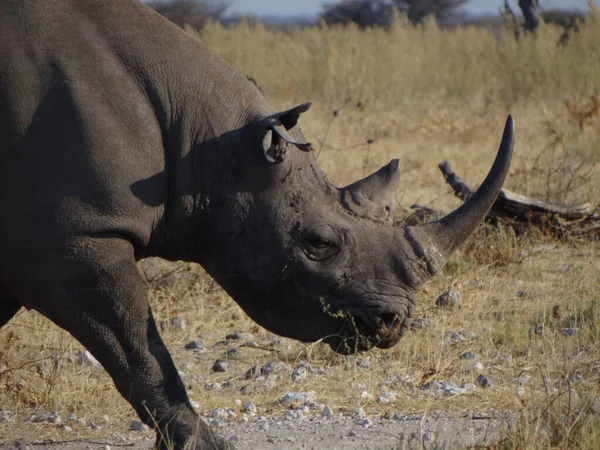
(110, 2, 274, 260)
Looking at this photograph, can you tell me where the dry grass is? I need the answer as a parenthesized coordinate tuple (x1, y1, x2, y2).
(2, 14, 600, 449)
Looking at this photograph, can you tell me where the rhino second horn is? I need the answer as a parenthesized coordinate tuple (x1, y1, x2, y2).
(405, 115, 515, 279)
(341, 159, 400, 222)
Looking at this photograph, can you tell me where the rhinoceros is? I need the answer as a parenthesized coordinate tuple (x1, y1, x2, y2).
(0, 0, 514, 448)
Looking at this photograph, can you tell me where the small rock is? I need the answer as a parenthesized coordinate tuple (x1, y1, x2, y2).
(359, 391, 373, 400)
(376, 391, 396, 404)
(60, 425, 73, 433)
(356, 358, 371, 369)
(212, 360, 229, 373)
(304, 401, 322, 410)
(226, 331, 243, 340)
(280, 392, 315, 406)
(245, 365, 260, 379)
(435, 290, 462, 309)
(561, 328, 576, 337)
(461, 351, 477, 360)
(204, 382, 222, 391)
(532, 325, 544, 337)
(444, 332, 464, 344)
(284, 410, 304, 420)
(104, 445, 111, 450)
(245, 340, 258, 347)
(441, 382, 467, 396)
(410, 317, 431, 330)
(460, 330, 478, 340)
(226, 347, 239, 356)
(130, 420, 148, 431)
(75, 350, 99, 366)
(32, 412, 62, 424)
(422, 431, 437, 448)
(291, 365, 308, 382)
(184, 340, 205, 351)
(347, 430, 359, 438)
(222, 381, 235, 389)
(466, 361, 485, 373)
(261, 361, 289, 376)
(262, 373, 278, 389)
(516, 289, 528, 299)
(310, 367, 326, 375)
(211, 408, 229, 420)
(422, 381, 444, 393)
(242, 402, 257, 413)
(321, 405, 334, 419)
(170, 316, 186, 331)
(353, 408, 365, 418)
(0, 410, 14, 422)
(359, 418, 373, 428)
(475, 374, 492, 388)
(228, 435, 239, 443)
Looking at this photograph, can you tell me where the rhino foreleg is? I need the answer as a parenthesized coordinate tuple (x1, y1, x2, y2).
(14, 237, 228, 450)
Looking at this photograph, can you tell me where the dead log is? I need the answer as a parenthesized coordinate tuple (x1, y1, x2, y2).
(434, 161, 599, 238)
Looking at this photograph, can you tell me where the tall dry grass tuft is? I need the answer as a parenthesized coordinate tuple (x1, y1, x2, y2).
(198, 14, 600, 112)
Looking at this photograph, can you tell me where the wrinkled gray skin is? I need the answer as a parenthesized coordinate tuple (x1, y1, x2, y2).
(0, 1, 514, 449)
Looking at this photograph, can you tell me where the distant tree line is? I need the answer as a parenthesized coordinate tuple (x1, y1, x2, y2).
(146, 0, 586, 39)
(321, 0, 469, 28)
(147, 0, 231, 29)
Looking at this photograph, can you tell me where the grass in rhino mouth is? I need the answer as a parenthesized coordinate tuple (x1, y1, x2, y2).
(317, 297, 380, 353)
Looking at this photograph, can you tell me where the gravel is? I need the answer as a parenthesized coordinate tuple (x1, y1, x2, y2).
(3, 409, 518, 450)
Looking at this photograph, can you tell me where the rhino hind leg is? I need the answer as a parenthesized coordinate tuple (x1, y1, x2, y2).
(14, 237, 229, 450)
(0, 294, 22, 329)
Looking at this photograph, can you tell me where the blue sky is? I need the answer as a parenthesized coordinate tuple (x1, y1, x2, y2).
(228, 0, 591, 17)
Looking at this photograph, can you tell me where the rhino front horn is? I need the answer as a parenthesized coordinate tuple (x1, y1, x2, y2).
(405, 115, 514, 280)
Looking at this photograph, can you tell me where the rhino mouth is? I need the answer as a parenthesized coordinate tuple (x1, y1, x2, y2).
(324, 310, 407, 354)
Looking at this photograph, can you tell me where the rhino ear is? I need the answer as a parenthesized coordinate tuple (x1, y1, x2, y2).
(259, 102, 313, 163)
(341, 159, 400, 221)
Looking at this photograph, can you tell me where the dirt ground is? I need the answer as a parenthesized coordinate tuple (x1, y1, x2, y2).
(0, 411, 516, 449)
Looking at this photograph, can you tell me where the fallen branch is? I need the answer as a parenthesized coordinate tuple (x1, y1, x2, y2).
(408, 161, 599, 239)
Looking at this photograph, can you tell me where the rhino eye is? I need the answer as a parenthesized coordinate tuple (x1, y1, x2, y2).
(307, 236, 330, 249)
(302, 227, 339, 261)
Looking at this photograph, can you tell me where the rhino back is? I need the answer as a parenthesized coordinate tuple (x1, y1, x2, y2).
(0, 0, 267, 261)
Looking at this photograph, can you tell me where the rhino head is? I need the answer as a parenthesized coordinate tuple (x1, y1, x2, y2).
(195, 104, 514, 354)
